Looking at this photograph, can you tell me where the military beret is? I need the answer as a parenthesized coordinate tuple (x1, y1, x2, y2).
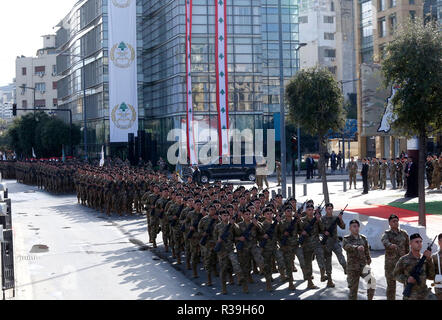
(212, 199, 220, 204)
(410, 233, 422, 241)
(251, 186, 258, 191)
(349, 219, 360, 226)
(194, 199, 202, 204)
(208, 204, 216, 209)
(388, 214, 399, 221)
(219, 210, 229, 215)
(306, 204, 314, 209)
(284, 205, 293, 211)
(325, 203, 334, 208)
(226, 204, 234, 209)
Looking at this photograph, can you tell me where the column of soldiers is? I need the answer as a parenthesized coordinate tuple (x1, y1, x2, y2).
(9, 159, 442, 299)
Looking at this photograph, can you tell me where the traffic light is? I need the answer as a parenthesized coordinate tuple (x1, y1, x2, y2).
(290, 135, 298, 155)
(12, 104, 17, 116)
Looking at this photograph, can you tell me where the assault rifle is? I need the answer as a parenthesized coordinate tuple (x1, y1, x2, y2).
(170, 204, 185, 227)
(298, 199, 325, 245)
(186, 212, 204, 239)
(236, 213, 260, 251)
(297, 201, 307, 216)
(281, 215, 299, 246)
(403, 235, 437, 298)
(214, 213, 239, 252)
(320, 204, 348, 245)
(200, 215, 218, 246)
(259, 216, 279, 248)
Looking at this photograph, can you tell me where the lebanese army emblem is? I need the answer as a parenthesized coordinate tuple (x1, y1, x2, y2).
(112, 0, 132, 8)
(110, 42, 135, 68)
(111, 102, 136, 130)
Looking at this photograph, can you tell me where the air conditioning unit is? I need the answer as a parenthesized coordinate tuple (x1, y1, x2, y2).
(40, 90, 45, 94)
(39, 73, 45, 78)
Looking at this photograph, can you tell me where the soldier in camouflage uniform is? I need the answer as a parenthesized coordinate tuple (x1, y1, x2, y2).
(276, 205, 305, 291)
(299, 203, 327, 289)
(347, 156, 358, 189)
(379, 158, 388, 190)
(260, 207, 286, 292)
(235, 209, 265, 293)
(145, 185, 161, 247)
(320, 203, 347, 288)
(214, 210, 242, 295)
(402, 157, 408, 190)
(389, 158, 396, 189)
(372, 158, 380, 190)
(156, 188, 171, 251)
(198, 204, 219, 286)
(186, 199, 204, 278)
(393, 233, 435, 300)
(342, 219, 375, 300)
(381, 214, 409, 300)
(180, 197, 195, 270)
(431, 155, 441, 189)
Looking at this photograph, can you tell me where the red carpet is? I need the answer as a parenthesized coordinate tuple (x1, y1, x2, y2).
(347, 205, 421, 220)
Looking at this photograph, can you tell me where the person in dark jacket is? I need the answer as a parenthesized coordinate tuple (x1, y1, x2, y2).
(361, 158, 369, 194)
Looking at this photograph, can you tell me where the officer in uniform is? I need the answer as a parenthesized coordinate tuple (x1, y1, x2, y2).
(389, 158, 396, 189)
(381, 214, 409, 300)
(379, 158, 388, 190)
(431, 233, 442, 300)
(395, 157, 403, 189)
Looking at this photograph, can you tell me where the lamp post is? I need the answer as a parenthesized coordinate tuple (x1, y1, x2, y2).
(58, 52, 88, 160)
(19, 85, 36, 113)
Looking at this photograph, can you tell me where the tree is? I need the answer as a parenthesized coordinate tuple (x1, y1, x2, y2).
(286, 67, 345, 203)
(381, 19, 442, 226)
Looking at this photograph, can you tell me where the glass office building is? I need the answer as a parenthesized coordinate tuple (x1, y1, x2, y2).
(56, 0, 300, 159)
(142, 0, 300, 159)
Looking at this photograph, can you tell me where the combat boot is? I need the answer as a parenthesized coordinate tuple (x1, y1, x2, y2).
(280, 269, 287, 283)
(221, 279, 227, 295)
(320, 269, 328, 282)
(288, 277, 295, 291)
(236, 274, 242, 286)
(248, 274, 254, 284)
(164, 244, 169, 253)
(171, 248, 176, 259)
(367, 289, 375, 300)
(207, 272, 213, 286)
(307, 279, 319, 289)
(326, 276, 335, 288)
(186, 257, 191, 270)
(192, 263, 199, 278)
(152, 239, 157, 249)
(266, 278, 272, 292)
(242, 281, 249, 294)
(176, 254, 182, 265)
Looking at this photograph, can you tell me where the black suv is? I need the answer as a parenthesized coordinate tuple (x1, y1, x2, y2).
(196, 156, 257, 183)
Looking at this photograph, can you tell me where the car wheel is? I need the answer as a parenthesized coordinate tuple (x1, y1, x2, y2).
(200, 174, 209, 184)
(247, 172, 256, 182)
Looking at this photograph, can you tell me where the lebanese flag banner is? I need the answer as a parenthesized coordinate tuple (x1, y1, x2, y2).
(186, 0, 198, 165)
(215, 0, 229, 160)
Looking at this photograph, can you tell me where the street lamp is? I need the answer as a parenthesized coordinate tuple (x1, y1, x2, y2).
(57, 52, 88, 161)
(19, 85, 36, 113)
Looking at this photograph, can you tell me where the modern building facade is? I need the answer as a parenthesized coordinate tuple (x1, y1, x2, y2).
(55, 0, 301, 160)
(298, 0, 356, 100)
(0, 82, 16, 122)
(15, 35, 61, 117)
(354, 0, 424, 159)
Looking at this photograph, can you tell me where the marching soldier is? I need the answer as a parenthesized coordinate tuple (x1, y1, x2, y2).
(198, 204, 219, 286)
(186, 199, 205, 278)
(393, 233, 435, 300)
(381, 214, 409, 300)
(320, 203, 347, 288)
(343, 219, 375, 300)
(347, 156, 358, 189)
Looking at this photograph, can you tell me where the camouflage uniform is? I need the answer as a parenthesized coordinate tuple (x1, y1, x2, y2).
(342, 233, 375, 300)
(198, 215, 219, 274)
(393, 252, 435, 300)
(186, 209, 204, 272)
(396, 161, 403, 188)
(299, 215, 326, 281)
(169, 202, 186, 261)
(276, 217, 306, 281)
(379, 162, 388, 190)
(381, 228, 409, 300)
(236, 219, 265, 281)
(432, 158, 441, 189)
(321, 215, 347, 278)
(368, 161, 373, 189)
(389, 161, 396, 189)
(260, 220, 286, 283)
(179, 206, 193, 268)
(213, 221, 242, 287)
(372, 160, 380, 189)
(157, 197, 171, 249)
(347, 160, 358, 189)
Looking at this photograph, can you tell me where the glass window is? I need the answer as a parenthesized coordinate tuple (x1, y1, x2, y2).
(324, 32, 335, 40)
(323, 16, 334, 23)
(378, 17, 386, 37)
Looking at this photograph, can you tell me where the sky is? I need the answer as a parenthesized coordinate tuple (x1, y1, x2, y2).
(0, 0, 78, 86)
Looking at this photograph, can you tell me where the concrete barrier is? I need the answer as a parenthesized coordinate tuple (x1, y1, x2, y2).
(337, 211, 361, 238)
(361, 216, 390, 250)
